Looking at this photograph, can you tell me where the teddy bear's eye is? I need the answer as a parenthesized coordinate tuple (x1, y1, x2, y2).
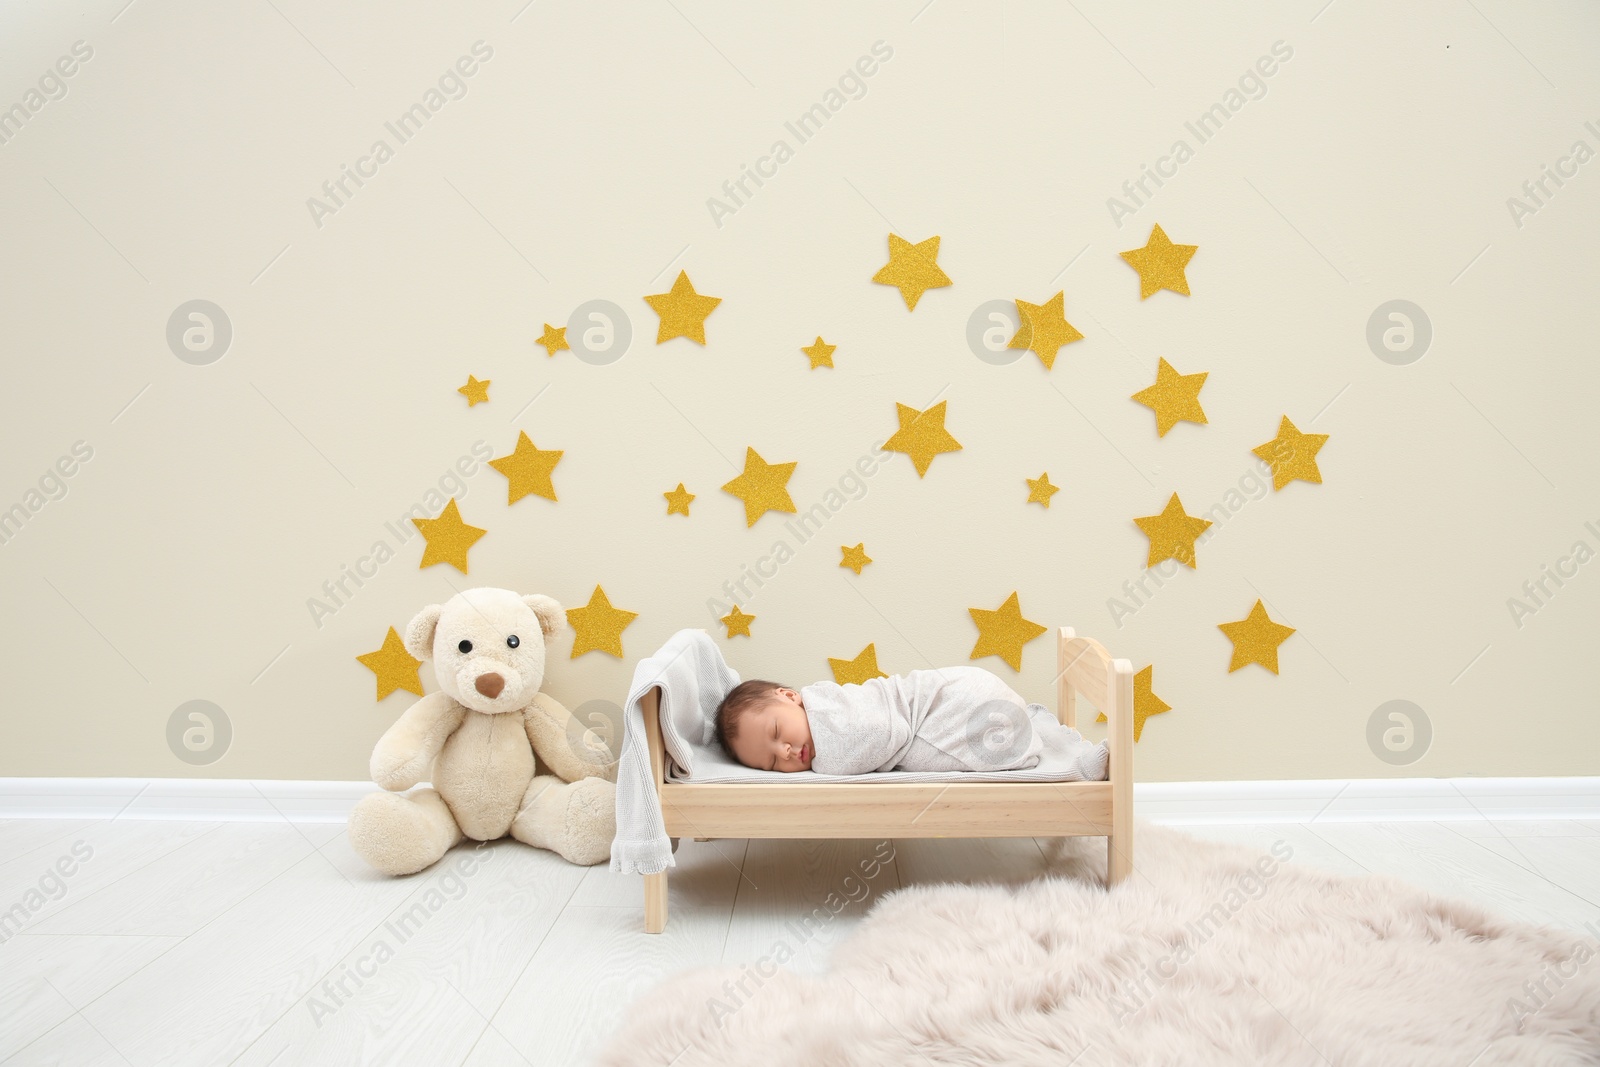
(458, 639, 473, 654)
(506, 634, 520, 649)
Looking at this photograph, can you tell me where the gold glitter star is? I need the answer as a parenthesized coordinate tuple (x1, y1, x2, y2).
(458, 375, 491, 406)
(829, 643, 887, 685)
(536, 323, 570, 356)
(356, 626, 424, 701)
(1218, 600, 1296, 674)
(967, 591, 1048, 671)
(1131, 357, 1209, 436)
(720, 605, 755, 637)
(1119, 223, 1198, 299)
(566, 584, 639, 658)
(1252, 415, 1329, 490)
(872, 234, 951, 310)
(884, 401, 962, 477)
(412, 498, 486, 574)
(664, 483, 695, 516)
(801, 336, 836, 369)
(488, 431, 563, 504)
(644, 271, 722, 345)
(720, 447, 798, 527)
(1133, 492, 1213, 569)
(1007, 291, 1084, 370)
(1096, 664, 1171, 742)
(839, 543, 872, 574)
(1026, 473, 1060, 508)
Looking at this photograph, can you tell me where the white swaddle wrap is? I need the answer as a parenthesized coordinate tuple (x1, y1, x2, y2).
(801, 666, 1106, 779)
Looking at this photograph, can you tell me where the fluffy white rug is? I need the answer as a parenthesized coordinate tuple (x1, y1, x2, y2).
(597, 823, 1600, 1066)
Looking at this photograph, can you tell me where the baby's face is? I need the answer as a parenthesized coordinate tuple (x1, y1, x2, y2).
(731, 687, 814, 772)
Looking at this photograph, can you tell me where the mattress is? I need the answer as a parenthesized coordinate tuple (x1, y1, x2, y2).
(664, 703, 1108, 785)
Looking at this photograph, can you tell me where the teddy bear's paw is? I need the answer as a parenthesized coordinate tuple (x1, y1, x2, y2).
(349, 788, 462, 876)
(558, 778, 617, 866)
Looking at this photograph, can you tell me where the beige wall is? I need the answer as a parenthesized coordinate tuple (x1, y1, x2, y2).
(1, 1, 1596, 782)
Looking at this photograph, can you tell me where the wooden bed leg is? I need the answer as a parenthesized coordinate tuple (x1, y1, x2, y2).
(1105, 656, 1135, 887)
(644, 871, 667, 933)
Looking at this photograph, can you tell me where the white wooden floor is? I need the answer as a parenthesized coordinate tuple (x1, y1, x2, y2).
(2, 816, 1598, 1066)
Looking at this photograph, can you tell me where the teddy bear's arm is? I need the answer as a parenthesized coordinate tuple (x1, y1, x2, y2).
(371, 691, 465, 791)
(523, 691, 618, 784)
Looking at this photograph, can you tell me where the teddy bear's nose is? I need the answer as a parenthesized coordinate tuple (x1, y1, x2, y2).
(474, 672, 505, 699)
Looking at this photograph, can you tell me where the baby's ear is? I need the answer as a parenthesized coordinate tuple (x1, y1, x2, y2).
(403, 603, 443, 661)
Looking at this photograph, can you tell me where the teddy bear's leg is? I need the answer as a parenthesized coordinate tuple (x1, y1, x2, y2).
(348, 787, 464, 876)
(510, 774, 616, 866)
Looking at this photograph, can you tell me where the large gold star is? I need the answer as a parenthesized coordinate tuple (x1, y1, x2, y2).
(356, 626, 424, 701)
(1026, 473, 1060, 508)
(664, 483, 695, 516)
(829, 643, 887, 685)
(1252, 416, 1329, 490)
(968, 591, 1048, 671)
(720, 605, 755, 637)
(720, 447, 797, 527)
(1096, 664, 1171, 742)
(801, 336, 836, 369)
(412, 499, 486, 573)
(839, 543, 872, 575)
(1119, 223, 1198, 299)
(884, 401, 962, 478)
(1133, 493, 1213, 569)
(566, 585, 639, 658)
(1132, 357, 1209, 436)
(536, 323, 569, 356)
(488, 431, 563, 504)
(1218, 600, 1296, 674)
(644, 271, 721, 345)
(1007, 291, 1084, 370)
(458, 375, 491, 406)
(872, 234, 951, 310)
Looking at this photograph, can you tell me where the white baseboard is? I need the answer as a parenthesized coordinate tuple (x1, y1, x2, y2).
(1, 776, 1597, 825)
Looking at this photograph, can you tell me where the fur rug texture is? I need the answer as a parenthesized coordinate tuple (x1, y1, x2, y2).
(597, 822, 1600, 1066)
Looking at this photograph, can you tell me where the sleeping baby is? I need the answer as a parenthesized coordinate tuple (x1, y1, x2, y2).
(713, 665, 1109, 780)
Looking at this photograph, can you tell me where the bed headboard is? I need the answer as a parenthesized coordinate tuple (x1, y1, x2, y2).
(1055, 627, 1133, 733)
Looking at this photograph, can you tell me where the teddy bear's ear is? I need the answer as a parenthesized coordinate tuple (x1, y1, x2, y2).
(522, 594, 566, 637)
(403, 603, 444, 661)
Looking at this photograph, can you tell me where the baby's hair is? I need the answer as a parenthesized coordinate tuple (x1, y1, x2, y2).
(714, 679, 785, 764)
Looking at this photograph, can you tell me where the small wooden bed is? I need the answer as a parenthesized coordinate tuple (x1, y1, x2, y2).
(638, 626, 1134, 932)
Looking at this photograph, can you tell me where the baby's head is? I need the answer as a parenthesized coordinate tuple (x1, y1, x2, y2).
(714, 679, 815, 772)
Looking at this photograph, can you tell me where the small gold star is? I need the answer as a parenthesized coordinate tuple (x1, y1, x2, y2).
(872, 234, 952, 310)
(566, 585, 639, 658)
(356, 626, 424, 701)
(1026, 473, 1060, 508)
(664, 483, 695, 516)
(488, 431, 563, 504)
(1096, 664, 1172, 742)
(967, 591, 1048, 671)
(411, 498, 487, 574)
(536, 323, 570, 356)
(720, 447, 798, 527)
(884, 401, 962, 478)
(644, 271, 722, 345)
(829, 643, 887, 685)
(801, 336, 836, 369)
(720, 605, 755, 637)
(1131, 357, 1209, 436)
(1218, 600, 1297, 674)
(1252, 416, 1329, 490)
(1008, 292, 1084, 370)
(1119, 223, 1198, 299)
(1133, 493, 1213, 569)
(458, 375, 491, 406)
(839, 543, 872, 574)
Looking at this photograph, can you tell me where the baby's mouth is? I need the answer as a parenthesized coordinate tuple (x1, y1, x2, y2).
(800, 744, 809, 762)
